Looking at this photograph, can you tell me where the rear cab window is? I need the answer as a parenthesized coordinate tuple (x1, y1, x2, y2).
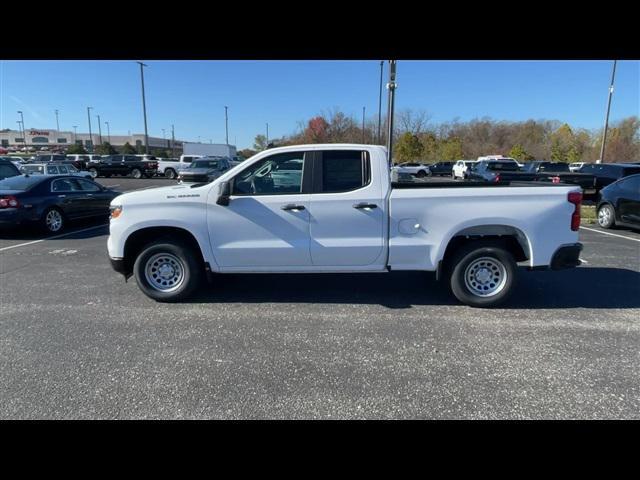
(316, 150, 370, 193)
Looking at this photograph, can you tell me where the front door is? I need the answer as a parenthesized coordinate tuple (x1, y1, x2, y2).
(208, 151, 313, 269)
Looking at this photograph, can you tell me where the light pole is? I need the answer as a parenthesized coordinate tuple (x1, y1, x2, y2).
(87, 107, 93, 153)
(17, 111, 27, 152)
(362, 106, 366, 144)
(599, 60, 618, 163)
(55, 109, 60, 132)
(73, 126, 78, 144)
(266, 123, 269, 147)
(386, 60, 397, 169)
(162, 128, 166, 150)
(17, 120, 25, 151)
(224, 106, 229, 145)
(136, 61, 150, 154)
(105, 121, 111, 143)
(96, 114, 103, 146)
(171, 124, 175, 158)
(378, 61, 384, 144)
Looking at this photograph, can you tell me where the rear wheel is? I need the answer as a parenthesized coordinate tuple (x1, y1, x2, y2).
(133, 240, 203, 302)
(416, 170, 427, 178)
(448, 241, 517, 308)
(165, 168, 177, 179)
(597, 203, 616, 229)
(131, 168, 142, 179)
(88, 167, 98, 179)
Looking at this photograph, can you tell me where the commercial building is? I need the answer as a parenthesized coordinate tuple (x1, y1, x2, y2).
(0, 128, 184, 153)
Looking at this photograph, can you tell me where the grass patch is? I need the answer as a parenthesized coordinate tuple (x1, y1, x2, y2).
(582, 205, 597, 225)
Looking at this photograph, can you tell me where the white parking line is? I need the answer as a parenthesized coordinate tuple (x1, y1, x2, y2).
(580, 226, 640, 243)
(0, 224, 108, 253)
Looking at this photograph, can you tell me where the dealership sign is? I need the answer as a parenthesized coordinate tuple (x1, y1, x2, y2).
(29, 130, 50, 136)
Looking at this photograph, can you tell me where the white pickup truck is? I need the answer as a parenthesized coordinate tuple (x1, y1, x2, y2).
(157, 155, 203, 179)
(107, 144, 584, 307)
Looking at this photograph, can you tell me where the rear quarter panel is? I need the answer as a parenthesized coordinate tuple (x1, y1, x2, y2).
(389, 185, 581, 270)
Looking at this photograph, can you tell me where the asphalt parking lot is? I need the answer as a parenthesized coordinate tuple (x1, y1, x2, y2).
(1, 178, 639, 419)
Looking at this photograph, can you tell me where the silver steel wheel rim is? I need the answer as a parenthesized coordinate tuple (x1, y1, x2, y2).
(464, 257, 507, 297)
(598, 206, 611, 226)
(90, 169, 97, 178)
(46, 210, 62, 232)
(133, 170, 141, 178)
(144, 253, 185, 293)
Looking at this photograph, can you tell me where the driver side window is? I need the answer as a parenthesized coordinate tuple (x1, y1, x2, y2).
(232, 152, 305, 195)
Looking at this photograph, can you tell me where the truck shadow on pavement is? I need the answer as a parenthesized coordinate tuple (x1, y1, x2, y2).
(189, 267, 640, 310)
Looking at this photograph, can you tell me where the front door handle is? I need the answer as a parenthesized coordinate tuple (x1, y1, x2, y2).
(281, 204, 305, 211)
(353, 203, 378, 209)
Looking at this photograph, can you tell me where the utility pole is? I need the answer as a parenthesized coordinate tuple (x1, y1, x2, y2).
(96, 114, 103, 145)
(55, 109, 60, 132)
(266, 123, 269, 146)
(105, 121, 111, 143)
(136, 61, 149, 154)
(171, 124, 175, 158)
(386, 60, 397, 169)
(598, 60, 617, 163)
(87, 107, 93, 153)
(362, 106, 366, 144)
(378, 60, 384, 144)
(17, 111, 27, 152)
(224, 106, 229, 145)
(73, 126, 78, 144)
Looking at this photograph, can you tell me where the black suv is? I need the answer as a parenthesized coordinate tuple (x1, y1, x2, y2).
(0, 159, 21, 180)
(579, 163, 640, 191)
(428, 161, 455, 176)
(87, 155, 159, 179)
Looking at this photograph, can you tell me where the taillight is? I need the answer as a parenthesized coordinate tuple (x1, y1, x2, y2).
(551, 176, 561, 184)
(0, 196, 20, 208)
(494, 174, 501, 183)
(568, 191, 582, 231)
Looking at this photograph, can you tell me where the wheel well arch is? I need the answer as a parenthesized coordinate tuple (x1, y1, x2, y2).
(438, 225, 531, 278)
(122, 226, 205, 275)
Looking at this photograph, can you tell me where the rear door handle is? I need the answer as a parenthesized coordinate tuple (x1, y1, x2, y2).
(353, 203, 378, 209)
(281, 204, 305, 211)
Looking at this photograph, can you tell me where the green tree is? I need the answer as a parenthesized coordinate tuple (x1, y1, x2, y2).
(66, 143, 87, 154)
(253, 134, 267, 151)
(95, 142, 117, 155)
(438, 137, 463, 160)
(395, 132, 424, 163)
(509, 144, 533, 161)
(122, 142, 137, 154)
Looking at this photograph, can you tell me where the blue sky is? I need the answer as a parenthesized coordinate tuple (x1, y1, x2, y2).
(0, 60, 638, 149)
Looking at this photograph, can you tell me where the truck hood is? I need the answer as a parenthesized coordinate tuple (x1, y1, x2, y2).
(110, 183, 213, 207)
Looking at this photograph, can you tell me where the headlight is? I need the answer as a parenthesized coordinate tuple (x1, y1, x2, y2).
(109, 205, 122, 219)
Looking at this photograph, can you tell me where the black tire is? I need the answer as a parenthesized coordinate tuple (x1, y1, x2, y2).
(88, 167, 98, 178)
(597, 203, 616, 229)
(416, 170, 427, 178)
(131, 168, 142, 179)
(165, 168, 177, 179)
(133, 240, 203, 302)
(448, 240, 517, 308)
(41, 207, 65, 234)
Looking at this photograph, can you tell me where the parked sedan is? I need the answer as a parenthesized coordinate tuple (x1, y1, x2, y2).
(0, 175, 121, 233)
(596, 174, 640, 230)
(178, 157, 234, 184)
(20, 162, 93, 180)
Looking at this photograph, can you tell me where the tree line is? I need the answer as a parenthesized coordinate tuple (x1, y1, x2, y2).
(241, 109, 639, 164)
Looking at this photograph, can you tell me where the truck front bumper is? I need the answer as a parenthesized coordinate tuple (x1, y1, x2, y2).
(550, 243, 583, 270)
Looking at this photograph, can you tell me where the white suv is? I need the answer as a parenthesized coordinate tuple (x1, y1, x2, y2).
(392, 162, 431, 178)
(452, 160, 478, 180)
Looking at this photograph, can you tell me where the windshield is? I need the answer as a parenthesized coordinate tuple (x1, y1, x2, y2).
(191, 160, 220, 169)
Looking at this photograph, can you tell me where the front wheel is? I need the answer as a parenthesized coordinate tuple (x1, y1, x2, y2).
(88, 168, 98, 179)
(133, 240, 203, 302)
(131, 168, 142, 179)
(416, 170, 426, 178)
(165, 168, 177, 179)
(449, 241, 517, 308)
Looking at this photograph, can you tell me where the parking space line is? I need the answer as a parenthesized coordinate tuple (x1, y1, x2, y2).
(580, 226, 640, 243)
(0, 224, 109, 252)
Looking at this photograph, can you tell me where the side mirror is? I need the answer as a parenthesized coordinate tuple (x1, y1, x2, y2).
(216, 181, 231, 206)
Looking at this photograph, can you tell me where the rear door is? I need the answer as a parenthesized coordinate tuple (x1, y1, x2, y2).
(75, 178, 109, 216)
(50, 178, 87, 218)
(308, 149, 385, 267)
(617, 176, 640, 224)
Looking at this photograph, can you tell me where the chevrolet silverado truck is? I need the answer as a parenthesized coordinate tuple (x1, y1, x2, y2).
(87, 155, 158, 179)
(107, 144, 584, 307)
